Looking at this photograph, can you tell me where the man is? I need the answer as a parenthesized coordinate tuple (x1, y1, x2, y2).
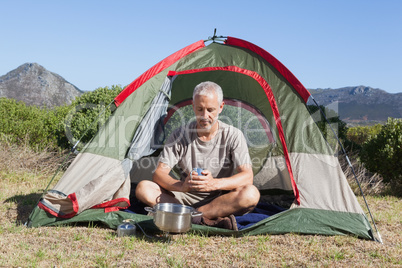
(135, 81, 260, 230)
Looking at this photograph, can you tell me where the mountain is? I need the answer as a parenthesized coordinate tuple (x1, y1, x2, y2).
(308, 86, 402, 125)
(1, 63, 400, 125)
(0, 63, 83, 107)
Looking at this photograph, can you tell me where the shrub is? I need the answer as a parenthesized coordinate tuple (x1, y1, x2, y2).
(0, 98, 69, 150)
(346, 125, 382, 146)
(0, 85, 123, 151)
(360, 118, 402, 195)
(64, 85, 123, 149)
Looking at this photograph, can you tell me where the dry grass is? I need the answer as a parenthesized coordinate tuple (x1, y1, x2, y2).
(0, 135, 74, 179)
(1, 141, 401, 267)
(338, 152, 385, 196)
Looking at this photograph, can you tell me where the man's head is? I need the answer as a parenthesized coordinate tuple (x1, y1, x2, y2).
(192, 81, 224, 131)
(192, 81, 223, 104)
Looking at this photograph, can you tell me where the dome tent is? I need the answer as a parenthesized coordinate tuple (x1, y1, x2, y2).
(28, 35, 378, 241)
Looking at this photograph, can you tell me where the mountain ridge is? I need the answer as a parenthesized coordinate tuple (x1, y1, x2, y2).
(0, 63, 400, 125)
(0, 63, 83, 107)
(308, 86, 402, 124)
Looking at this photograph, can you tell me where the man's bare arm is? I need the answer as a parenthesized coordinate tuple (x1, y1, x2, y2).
(152, 162, 191, 192)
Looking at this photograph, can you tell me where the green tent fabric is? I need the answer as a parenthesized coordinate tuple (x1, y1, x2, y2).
(28, 36, 375, 240)
(29, 206, 373, 239)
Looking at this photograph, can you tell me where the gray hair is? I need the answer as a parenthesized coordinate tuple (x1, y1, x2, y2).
(192, 81, 223, 103)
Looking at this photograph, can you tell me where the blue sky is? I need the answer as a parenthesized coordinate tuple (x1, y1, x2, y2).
(1, 0, 401, 93)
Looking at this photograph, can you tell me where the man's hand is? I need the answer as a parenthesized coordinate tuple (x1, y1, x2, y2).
(153, 162, 191, 193)
(188, 169, 217, 192)
(180, 172, 193, 193)
(190, 164, 253, 193)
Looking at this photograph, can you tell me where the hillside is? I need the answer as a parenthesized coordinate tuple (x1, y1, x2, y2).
(309, 86, 402, 125)
(0, 63, 400, 125)
(0, 63, 83, 107)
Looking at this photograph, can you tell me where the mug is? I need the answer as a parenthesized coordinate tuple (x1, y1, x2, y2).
(190, 167, 203, 180)
(193, 167, 203, 175)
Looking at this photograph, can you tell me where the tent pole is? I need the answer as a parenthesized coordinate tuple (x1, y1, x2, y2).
(25, 100, 116, 227)
(310, 95, 383, 244)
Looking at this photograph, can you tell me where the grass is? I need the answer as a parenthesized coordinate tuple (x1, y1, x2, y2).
(0, 140, 401, 267)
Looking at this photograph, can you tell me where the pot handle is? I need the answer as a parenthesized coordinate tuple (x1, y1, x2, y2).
(144, 207, 155, 214)
(191, 211, 203, 217)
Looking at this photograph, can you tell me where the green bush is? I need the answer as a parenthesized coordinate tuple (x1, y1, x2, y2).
(0, 85, 123, 151)
(65, 85, 123, 149)
(360, 118, 402, 194)
(346, 125, 382, 146)
(0, 98, 69, 150)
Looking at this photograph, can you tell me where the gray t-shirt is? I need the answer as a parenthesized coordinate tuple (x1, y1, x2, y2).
(159, 120, 251, 180)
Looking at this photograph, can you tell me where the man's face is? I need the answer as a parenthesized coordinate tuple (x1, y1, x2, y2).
(192, 91, 224, 130)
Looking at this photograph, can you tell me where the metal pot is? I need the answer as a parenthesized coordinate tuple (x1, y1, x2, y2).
(145, 203, 202, 233)
(117, 219, 137, 237)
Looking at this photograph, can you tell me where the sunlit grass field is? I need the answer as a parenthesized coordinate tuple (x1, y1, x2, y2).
(0, 140, 401, 267)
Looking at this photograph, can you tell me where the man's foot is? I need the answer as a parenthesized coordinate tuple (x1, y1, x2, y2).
(194, 215, 238, 231)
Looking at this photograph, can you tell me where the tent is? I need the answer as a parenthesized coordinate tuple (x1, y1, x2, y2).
(27, 35, 377, 240)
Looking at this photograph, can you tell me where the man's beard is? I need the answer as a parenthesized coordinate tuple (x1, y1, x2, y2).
(198, 117, 218, 130)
